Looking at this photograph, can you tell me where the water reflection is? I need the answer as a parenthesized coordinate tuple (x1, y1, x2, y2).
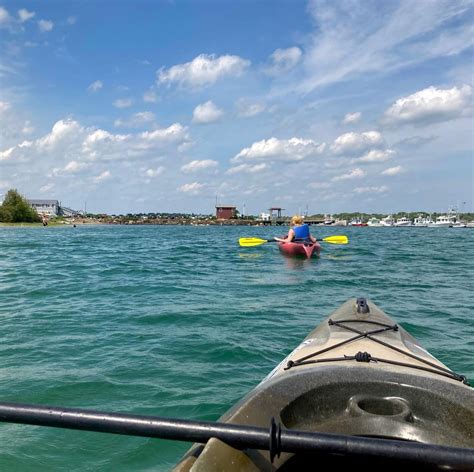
(281, 255, 316, 270)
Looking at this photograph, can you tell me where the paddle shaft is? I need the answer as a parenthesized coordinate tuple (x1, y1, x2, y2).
(239, 235, 348, 247)
(0, 402, 472, 468)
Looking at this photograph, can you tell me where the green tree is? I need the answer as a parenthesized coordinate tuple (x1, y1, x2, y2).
(0, 189, 41, 223)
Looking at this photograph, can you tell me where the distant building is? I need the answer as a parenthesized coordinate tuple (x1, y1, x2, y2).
(216, 205, 237, 219)
(27, 199, 60, 217)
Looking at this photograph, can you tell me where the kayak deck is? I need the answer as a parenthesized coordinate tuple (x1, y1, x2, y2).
(174, 298, 473, 471)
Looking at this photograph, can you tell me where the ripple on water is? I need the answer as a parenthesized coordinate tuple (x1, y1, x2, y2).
(0, 225, 472, 469)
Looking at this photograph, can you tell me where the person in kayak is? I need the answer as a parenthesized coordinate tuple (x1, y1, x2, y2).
(275, 215, 317, 244)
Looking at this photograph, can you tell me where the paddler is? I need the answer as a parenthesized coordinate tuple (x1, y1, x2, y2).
(275, 215, 317, 244)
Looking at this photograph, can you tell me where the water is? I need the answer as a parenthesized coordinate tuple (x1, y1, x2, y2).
(0, 225, 472, 470)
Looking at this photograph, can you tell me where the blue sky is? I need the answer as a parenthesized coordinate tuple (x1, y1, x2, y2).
(0, 0, 473, 215)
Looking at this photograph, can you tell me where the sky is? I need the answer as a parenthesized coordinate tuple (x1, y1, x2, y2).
(0, 0, 473, 215)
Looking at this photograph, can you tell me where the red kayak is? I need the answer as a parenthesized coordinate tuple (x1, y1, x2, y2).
(278, 241, 321, 258)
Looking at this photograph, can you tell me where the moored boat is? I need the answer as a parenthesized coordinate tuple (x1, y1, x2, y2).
(278, 241, 321, 258)
(174, 297, 474, 471)
(429, 214, 456, 227)
(349, 218, 368, 226)
(324, 214, 335, 225)
(380, 215, 394, 226)
(395, 216, 412, 227)
(413, 215, 433, 227)
(367, 217, 382, 227)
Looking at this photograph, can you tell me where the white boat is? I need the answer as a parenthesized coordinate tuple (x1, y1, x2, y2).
(395, 217, 412, 227)
(333, 219, 348, 226)
(349, 218, 367, 226)
(324, 214, 335, 225)
(367, 217, 382, 227)
(429, 214, 456, 227)
(413, 215, 433, 227)
(380, 215, 394, 227)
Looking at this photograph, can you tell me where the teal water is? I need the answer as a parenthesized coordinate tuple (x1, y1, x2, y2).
(0, 225, 473, 470)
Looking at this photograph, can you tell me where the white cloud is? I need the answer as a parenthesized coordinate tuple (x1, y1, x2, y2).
(342, 112, 361, 124)
(331, 131, 384, 155)
(40, 183, 54, 193)
(1, 118, 191, 171)
(355, 149, 396, 163)
(0, 147, 15, 161)
(113, 98, 134, 109)
(38, 119, 83, 150)
(178, 182, 204, 194)
(298, 1, 473, 93)
(115, 111, 156, 128)
(64, 161, 87, 173)
(18, 9, 35, 22)
(0, 7, 10, 26)
(93, 171, 111, 183)
(143, 89, 159, 103)
(233, 137, 326, 162)
(158, 53, 250, 88)
(88, 80, 103, 92)
(38, 19, 54, 32)
(354, 185, 389, 194)
(52, 160, 89, 176)
(0, 101, 11, 112)
(181, 159, 218, 173)
(144, 166, 165, 178)
(67, 16, 76, 25)
(332, 168, 366, 181)
(192, 101, 224, 124)
(139, 123, 190, 147)
(382, 85, 472, 126)
(81, 129, 130, 160)
(382, 165, 403, 176)
(226, 163, 267, 174)
(265, 47, 302, 75)
(236, 99, 266, 117)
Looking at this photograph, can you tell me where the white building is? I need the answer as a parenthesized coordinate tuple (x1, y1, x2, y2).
(27, 199, 60, 217)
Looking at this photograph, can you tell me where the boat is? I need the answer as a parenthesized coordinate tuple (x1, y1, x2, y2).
(0, 298, 472, 470)
(395, 216, 412, 227)
(413, 215, 433, 227)
(380, 215, 394, 227)
(367, 217, 382, 227)
(174, 297, 474, 470)
(278, 241, 321, 258)
(324, 214, 335, 225)
(429, 214, 456, 227)
(349, 218, 368, 227)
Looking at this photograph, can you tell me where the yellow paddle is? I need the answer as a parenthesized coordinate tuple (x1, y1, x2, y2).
(239, 235, 348, 247)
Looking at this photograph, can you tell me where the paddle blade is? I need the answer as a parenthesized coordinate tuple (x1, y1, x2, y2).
(239, 237, 269, 247)
(322, 235, 349, 245)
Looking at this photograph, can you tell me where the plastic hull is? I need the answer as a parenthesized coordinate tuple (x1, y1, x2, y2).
(174, 298, 473, 471)
(278, 241, 321, 258)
